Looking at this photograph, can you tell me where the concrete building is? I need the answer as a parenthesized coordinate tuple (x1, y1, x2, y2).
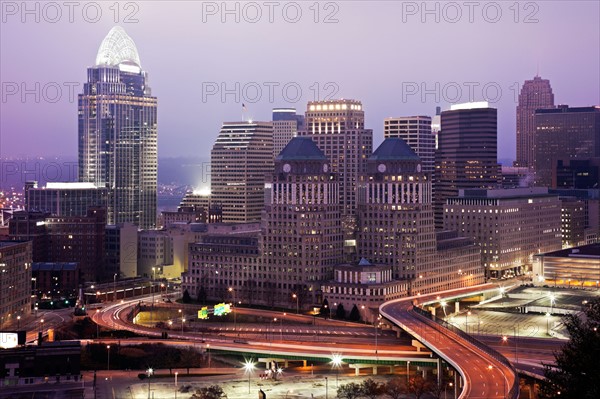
(272, 108, 305, 156)
(25, 182, 109, 217)
(0, 241, 32, 329)
(137, 229, 172, 279)
(45, 208, 106, 283)
(516, 76, 555, 168)
(321, 258, 409, 322)
(444, 188, 562, 279)
(8, 211, 49, 262)
(434, 102, 500, 228)
(559, 197, 587, 248)
(78, 27, 157, 228)
(299, 99, 373, 257)
(550, 189, 600, 246)
(534, 106, 600, 187)
(211, 121, 274, 223)
(554, 158, 600, 189)
(357, 138, 435, 280)
(31, 262, 81, 298)
(105, 223, 138, 279)
(383, 116, 435, 175)
(533, 243, 600, 288)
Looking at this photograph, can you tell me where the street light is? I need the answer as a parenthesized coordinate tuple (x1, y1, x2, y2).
(174, 371, 178, 399)
(228, 287, 237, 335)
(146, 368, 153, 399)
(113, 273, 117, 302)
(466, 311, 471, 334)
(106, 345, 110, 371)
(331, 354, 342, 387)
(181, 318, 185, 333)
(17, 315, 20, 330)
(96, 309, 100, 338)
(292, 293, 299, 314)
(151, 267, 156, 322)
(325, 376, 328, 399)
(546, 312, 551, 335)
(243, 359, 255, 394)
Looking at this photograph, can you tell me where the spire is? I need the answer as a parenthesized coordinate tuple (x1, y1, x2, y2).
(95, 26, 142, 67)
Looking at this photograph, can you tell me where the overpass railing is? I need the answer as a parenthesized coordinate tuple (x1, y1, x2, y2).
(412, 306, 519, 399)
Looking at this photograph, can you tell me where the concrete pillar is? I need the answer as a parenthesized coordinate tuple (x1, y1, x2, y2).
(422, 368, 427, 378)
(372, 366, 378, 375)
(284, 360, 289, 368)
(389, 366, 394, 373)
(355, 367, 360, 376)
(302, 360, 307, 367)
(431, 307, 436, 316)
(455, 301, 460, 313)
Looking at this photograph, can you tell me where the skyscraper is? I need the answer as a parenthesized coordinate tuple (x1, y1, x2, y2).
(272, 108, 305, 156)
(211, 121, 273, 223)
(434, 102, 500, 228)
(516, 76, 555, 168)
(78, 27, 158, 229)
(384, 116, 435, 175)
(263, 137, 343, 307)
(534, 106, 600, 187)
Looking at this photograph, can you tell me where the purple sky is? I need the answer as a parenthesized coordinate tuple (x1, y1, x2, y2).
(1, 1, 599, 162)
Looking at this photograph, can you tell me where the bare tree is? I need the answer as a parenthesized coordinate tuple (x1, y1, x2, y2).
(384, 377, 408, 399)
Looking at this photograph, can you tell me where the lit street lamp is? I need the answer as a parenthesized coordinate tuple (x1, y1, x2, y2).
(292, 293, 299, 314)
(106, 345, 110, 371)
(17, 315, 20, 330)
(228, 287, 237, 335)
(146, 368, 153, 399)
(181, 318, 185, 333)
(243, 360, 255, 394)
(331, 354, 342, 387)
(546, 312, 551, 335)
(174, 371, 178, 399)
(325, 376, 328, 399)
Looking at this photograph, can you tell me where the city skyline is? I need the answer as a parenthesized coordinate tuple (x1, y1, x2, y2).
(1, 2, 599, 162)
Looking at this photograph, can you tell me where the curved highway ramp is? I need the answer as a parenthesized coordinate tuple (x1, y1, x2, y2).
(380, 285, 519, 399)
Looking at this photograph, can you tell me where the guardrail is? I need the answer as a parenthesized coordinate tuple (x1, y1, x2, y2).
(412, 306, 519, 399)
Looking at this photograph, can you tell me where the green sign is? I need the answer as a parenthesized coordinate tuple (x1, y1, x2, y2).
(198, 307, 208, 319)
(214, 303, 231, 316)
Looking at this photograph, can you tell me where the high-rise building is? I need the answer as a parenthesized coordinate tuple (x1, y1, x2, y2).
(434, 102, 500, 228)
(534, 106, 600, 187)
(78, 27, 158, 229)
(443, 188, 562, 279)
(384, 116, 435, 175)
(210, 121, 273, 223)
(272, 108, 305, 156)
(25, 182, 109, 217)
(299, 99, 373, 219)
(0, 241, 32, 328)
(357, 138, 435, 280)
(262, 137, 344, 307)
(516, 76, 555, 168)
(554, 158, 600, 189)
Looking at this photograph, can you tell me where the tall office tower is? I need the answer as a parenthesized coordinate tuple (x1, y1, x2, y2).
(434, 102, 500, 228)
(272, 108, 305, 156)
(357, 138, 436, 280)
(516, 76, 555, 168)
(78, 27, 158, 229)
(534, 106, 600, 187)
(431, 106, 441, 149)
(384, 116, 435, 175)
(262, 137, 343, 308)
(211, 121, 273, 223)
(299, 100, 373, 257)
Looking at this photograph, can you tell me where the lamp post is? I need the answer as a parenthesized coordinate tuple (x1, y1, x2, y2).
(546, 312, 551, 335)
(361, 305, 367, 324)
(243, 360, 255, 394)
(465, 311, 471, 334)
(181, 318, 185, 333)
(331, 354, 342, 387)
(17, 315, 20, 330)
(406, 360, 410, 383)
(174, 371, 178, 399)
(228, 287, 237, 335)
(146, 368, 153, 399)
(106, 345, 110, 371)
(292, 293, 299, 314)
(113, 273, 117, 302)
(96, 309, 100, 338)
(325, 376, 328, 399)
(151, 267, 156, 322)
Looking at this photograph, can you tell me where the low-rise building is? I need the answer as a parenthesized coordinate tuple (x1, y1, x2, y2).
(31, 262, 81, 298)
(0, 241, 32, 328)
(533, 243, 600, 288)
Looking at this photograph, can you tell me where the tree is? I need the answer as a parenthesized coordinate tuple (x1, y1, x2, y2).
(427, 379, 446, 399)
(197, 286, 207, 304)
(182, 289, 192, 303)
(336, 303, 346, 319)
(361, 378, 384, 399)
(349, 304, 361, 322)
(408, 375, 430, 399)
(540, 298, 600, 399)
(336, 382, 362, 399)
(384, 377, 408, 399)
(191, 384, 226, 399)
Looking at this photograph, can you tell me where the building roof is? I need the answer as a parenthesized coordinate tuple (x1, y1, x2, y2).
(369, 138, 420, 161)
(539, 243, 600, 259)
(276, 137, 327, 161)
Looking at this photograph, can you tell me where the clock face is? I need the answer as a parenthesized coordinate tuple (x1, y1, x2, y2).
(323, 164, 328, 173)
(283, 163, 291, 173)
(377, 163, 387, 173)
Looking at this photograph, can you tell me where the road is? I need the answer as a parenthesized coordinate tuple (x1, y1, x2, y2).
(381, 284, 520, 399)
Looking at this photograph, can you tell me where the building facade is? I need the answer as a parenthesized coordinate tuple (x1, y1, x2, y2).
(534, 106, 600, 187)
(78, 27, 158, 229)
(211, 121, 274, 223)
(383, 116, 435, 175)
(434, 102, 500, 228)
(516, 76, 555, 168)
(25, 182, 109, 217)
(443, 188, 562, 279)
(272, 108, 305, 156)
(533, 243, 600, 288)
(105, 223, 138, 279)
(0, 241, 32, 329)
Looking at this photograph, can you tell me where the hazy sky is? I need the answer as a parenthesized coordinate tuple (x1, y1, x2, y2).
(1, 1, 599, 162)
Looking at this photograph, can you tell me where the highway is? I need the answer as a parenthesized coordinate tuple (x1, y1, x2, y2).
(380, 284, 520, 399)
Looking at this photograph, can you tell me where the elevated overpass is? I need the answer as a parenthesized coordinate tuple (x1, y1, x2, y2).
(381, 284, 519, 399)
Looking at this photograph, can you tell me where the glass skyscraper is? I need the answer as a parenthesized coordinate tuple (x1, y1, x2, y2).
(78, 27, 157, 229)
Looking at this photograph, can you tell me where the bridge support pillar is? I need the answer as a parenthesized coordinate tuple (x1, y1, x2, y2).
(372, 366, 378, 375)
(455, 301, 460, 313)
(303, 360, 307, 367)
(389, 366, 394, 373)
